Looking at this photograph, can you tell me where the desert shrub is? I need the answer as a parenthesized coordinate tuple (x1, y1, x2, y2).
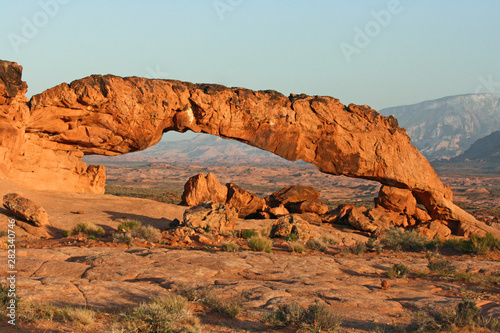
(387, 264, 410, 279)
(347, 241, 367, 255)
(366, 237, 383, 253)
(247, 236, 272, 253)
(321, 236, 339, 245)
(61, 230, 70, 237)
(382, 228, 430, 251)
(428, 259, 456, 277)
(113, 223, 161, 244)
(264, 302, 305, 327)
(200, 291, 241, 318)
(122, 294, 200, 333)
(288, 242, 306, 253)
(443, 233, 500, 255)
(1, 283, 11, 312)
(19, 303, 96, 326)
(221, 242, 240, 252)
(113, 232, 133, 245)
(241, 229, 258, 239)
(303, 300, 342, 332)
(132, 225, 161, 243)
(305, 238, 327, 252)
(173, 284, 204, 302)
(117, 220, 141, 232)
(264, 300, 341, 332)
(71, 222, 105, 237)
(285, 233, 299, 242)
(408, 297, 485, 332)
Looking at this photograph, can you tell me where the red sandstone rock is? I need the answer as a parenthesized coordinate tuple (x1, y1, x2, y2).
(266, 185, 320, 208)
(375, 186, 416, 216)
(264, 204, 290, 218)
(270, 215, 312, 241)
(181, 173, 227, 206)
(3, 193, 49, 226)
(182, 202, 237, 235)
(225, 183, 265, 218)
(287, 199, 329, 215)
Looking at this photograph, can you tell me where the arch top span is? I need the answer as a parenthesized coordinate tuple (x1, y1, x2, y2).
(0, 61, 493, 236)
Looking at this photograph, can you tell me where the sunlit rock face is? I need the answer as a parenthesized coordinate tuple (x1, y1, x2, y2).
(1, 59, 497, 237)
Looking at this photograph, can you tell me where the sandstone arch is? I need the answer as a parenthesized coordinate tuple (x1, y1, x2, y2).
(0, 60, 496, 237)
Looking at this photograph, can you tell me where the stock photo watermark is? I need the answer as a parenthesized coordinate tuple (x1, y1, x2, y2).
(5, 218, 17, 326)
(145, 64, 169, 79)
(213, 0, 244, 21)
(8, 0, 72, 53)
(475, 74, 500, 94)
(340, 0, 412, 64)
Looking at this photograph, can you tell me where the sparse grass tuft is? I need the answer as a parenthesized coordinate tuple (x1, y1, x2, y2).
(288, 242, 306, 253)
(264, 302, 305, 327)
(305, 238, 327, 252)
(285, 233, 299, 242)
(247, 235, 272, 253)
(382, 227, 431, 251)
(132, 225, 161, 243)
(113, 232, 133, 245)
(427, 259, 456, 277)
(386, 264, 410, 279)
(366, 237, 383, 253)
(221, 242, 240, 252)
(71, 222, 105, 237)
(241, 229, 259, 239)
(346, 241, 367, 256)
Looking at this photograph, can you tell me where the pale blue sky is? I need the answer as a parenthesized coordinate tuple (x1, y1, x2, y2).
(2, 1, 499, 140)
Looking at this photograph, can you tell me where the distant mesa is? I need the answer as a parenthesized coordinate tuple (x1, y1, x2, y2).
(0, 59, 498, 238)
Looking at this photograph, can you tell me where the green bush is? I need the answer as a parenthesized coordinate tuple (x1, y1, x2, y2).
(241, 229, 259, 239)
(247, 236, 272, 253)
(427, 259, 456, 277)
(285, 233, 299, 242)
(288, 242, 306, 253)
(305, 238, 327, 252)
(117, 220, 141, 232)
(61, 230, 70, 237)
(387, 264, 410, 279)
(443, 233, 500, 255)
(71, 222, 105, 237)
(382, 228, 431, 251)
(221, 242, 240, 252)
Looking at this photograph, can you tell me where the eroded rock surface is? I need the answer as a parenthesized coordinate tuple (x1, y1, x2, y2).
(0, 60, 497, 237)
(182, 202, 237, 234)
(181, 172, 227, 206)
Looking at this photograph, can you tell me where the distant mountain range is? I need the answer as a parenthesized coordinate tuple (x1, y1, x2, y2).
(380, 94, 500, 160)
(84, 134, 296, 166)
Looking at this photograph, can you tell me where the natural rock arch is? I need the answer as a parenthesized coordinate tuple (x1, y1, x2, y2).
(0, 60, 496, 236)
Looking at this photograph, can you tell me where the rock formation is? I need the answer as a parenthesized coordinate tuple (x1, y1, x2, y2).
(181, 173, 228, 206)
(182, 202, 237, 234)
(0, 60, 497, 237)
(3, 193, 49, 227)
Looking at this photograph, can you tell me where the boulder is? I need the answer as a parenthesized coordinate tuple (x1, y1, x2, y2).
(375, 186, 417, 215)
(294, 212, 323, 226)
(270, 215, 312, 241)
(225, 183, 265, 218)
(266, 185, 320, 208)
(367, 207, 409, 228)
(3, 193, 49, 226)
(264, 204, 289, 218)
(347, 207, 378, 233)
(416, 221, 452, 240)
(181, 173, 227, 206)
(182, 202, 237, 235)
(287, 199, 329, 215)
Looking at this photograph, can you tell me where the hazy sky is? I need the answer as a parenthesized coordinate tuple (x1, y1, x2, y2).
(2, 1, 499, 141)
